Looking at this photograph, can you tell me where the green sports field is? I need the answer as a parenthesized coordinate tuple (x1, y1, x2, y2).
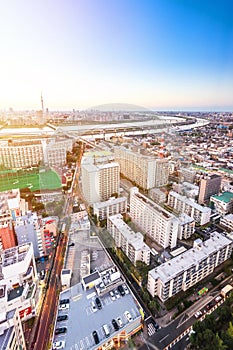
(0, 169, 62, 192)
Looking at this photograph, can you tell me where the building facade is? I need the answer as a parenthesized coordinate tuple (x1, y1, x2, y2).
(168, 191, 211, 225)
(113, 147, 169, 190)
(220, 213, 233, 231)
(107, 214, 151, 266)
(0, 136, 73, 169)
(130, 188, 179, 249)
(81, 155, 120, 205)
(198, 174, 222, 204)
(0, 309, 27, 350)
(0, 243, 38, 321)
(210, 191, 233, 215)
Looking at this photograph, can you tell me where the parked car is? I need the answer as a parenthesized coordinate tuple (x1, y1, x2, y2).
(124, 311, 132, 322)
(109, 290, 116, 301)
(53, 341, 66, 349)
(117, 285, 125, 296)
(95, 297, 102, 309)
(112, 319, 119, 331)
(91, 300, 97, 313)
(92, 330, 100, 344)
(117, 316, 123, 328)
(114, 290, 120, 299)
(57, 315, 68, 322)
(122, 283, 129, 294)
(194, 311, 202, 319)
(59, 304, 69, 311)
(55, 327, 67, 335)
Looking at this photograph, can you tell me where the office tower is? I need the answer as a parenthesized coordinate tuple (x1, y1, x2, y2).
(198, 174, 222, 204)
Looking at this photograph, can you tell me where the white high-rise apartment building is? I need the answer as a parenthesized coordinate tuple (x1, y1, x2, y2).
(130, 187, 179, 249)
(113, 147, 169, 189)
(81, 155, 120, 205)
(147, 233, 232, 302)
(168, 191, 211, 225)
(0, 140, 43, 169)
(107, 214, 151, 266)
(0, 137, 73, 169)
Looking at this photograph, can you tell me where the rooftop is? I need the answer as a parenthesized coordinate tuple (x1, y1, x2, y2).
(7, 286, 24, 302)
(108, 214, 150, 252)
(1, 243, 31, 268)
(169, 191, 211, 213)
(211, 191, 233, 203)
(93, 196, 127, 209)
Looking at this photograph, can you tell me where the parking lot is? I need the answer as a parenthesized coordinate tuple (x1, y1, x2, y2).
(64, 228, 114, 286)
(52, 281, 141, 350)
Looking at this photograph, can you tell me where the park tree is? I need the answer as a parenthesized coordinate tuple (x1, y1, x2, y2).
(217, 305, 232, 323)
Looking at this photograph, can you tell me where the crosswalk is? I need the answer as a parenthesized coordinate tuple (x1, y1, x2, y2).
(147, 322, 157, 337)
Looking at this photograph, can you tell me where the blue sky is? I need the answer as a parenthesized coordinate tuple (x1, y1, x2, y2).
(0, 0, 232, 110)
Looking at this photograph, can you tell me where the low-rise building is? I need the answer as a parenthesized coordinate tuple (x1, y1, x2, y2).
(177, 213, 195, 240)
(149, 188, 166, 204)
(210, 191, 233, 215)
(107, 214, 151, 266)
(0, 188, 28, 226)
(93, 197, 127, 220)
(0, 222, 17, 251)
(220, 213, 233, 231)
(147, 232, 232, 302)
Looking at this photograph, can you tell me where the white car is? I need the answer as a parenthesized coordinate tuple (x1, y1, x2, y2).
(122, 283, 129, 294)
(194, 311, 202, 319)
(59, 303, 70, 311)
(124, 311, 132, 322)
(117, 316, 123, 328)
(109, 290, 116, 301)
(53, 340, 66, 349)
(114, 290, 120, 299)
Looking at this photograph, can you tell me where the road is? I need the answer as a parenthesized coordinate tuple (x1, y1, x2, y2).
(139, 287, 230, 350)
(31, 233, 67, 350)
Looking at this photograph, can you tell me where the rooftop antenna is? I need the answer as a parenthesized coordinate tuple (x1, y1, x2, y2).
(41, 91, 45, 122)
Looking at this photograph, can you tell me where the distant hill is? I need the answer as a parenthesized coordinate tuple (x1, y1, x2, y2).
(87, 103, 150, 112)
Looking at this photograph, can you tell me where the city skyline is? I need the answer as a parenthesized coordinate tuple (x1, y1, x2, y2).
(1, 0, 233, 111)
